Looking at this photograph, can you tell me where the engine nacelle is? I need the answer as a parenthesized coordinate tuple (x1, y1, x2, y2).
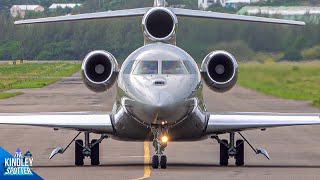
(81, 50, 119, 92)
(142, 7, 178, 43)
(201, 51, 238, 93)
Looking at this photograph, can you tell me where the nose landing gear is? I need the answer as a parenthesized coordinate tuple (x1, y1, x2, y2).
(151, 125, 168, 169)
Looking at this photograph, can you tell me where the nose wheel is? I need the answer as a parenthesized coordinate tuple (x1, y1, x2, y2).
(160, 155, 167, 169)
(151, 125, 168, 169)
(152, 154, 167, 169)
(151, 155, 159, 168)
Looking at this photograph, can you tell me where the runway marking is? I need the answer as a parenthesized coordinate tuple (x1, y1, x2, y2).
(132, 141, 151, 180)
(131, 112, 157, 179)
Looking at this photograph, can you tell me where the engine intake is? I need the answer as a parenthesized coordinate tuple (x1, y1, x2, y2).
(81, 50, 118, 92)
(142, 7, 177, 42)
(201, 51, 238, 93)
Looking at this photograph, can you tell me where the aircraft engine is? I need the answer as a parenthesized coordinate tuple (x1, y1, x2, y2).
(142, 7, 178, 42)
(200, 51, 238, 93)
(81, 50, 119, 92)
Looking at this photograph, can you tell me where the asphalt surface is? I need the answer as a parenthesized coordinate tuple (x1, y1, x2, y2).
(0, 72, 320, 180)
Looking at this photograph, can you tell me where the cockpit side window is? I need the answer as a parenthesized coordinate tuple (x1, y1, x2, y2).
(133, 61, 158, 74)
(123, 61, 134, 74)
(161, 60, 188, 74)
(183, 61, 197, 74)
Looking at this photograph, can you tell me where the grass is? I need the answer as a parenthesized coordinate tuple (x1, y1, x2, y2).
(0, 62, 81, 99)
(313, 99, 320, 106)
(0, 92, 23, 99)
(238, 61, 320, 106)
(0, 78, 60, 90)
(0, 62, 81, 77)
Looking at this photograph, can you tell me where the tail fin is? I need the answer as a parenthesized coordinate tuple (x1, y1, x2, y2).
(154, 0, 167, 7)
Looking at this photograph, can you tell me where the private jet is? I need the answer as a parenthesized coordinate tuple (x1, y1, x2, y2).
(1, 0, 319, 169)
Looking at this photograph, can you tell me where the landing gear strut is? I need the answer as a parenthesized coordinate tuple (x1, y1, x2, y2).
(75, 132, 108, 166)
(151, 125, 168, 169)
(212, 132, 269, 166)
(49, 131, 108, 166)
(213, 132, 244, 166)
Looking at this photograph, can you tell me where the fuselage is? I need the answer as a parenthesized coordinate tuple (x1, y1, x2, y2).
(112, 44, 208, 141)
(119, 43, 202, 124)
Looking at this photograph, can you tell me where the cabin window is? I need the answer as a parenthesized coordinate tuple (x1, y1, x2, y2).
(161, 61, 188, 74)
(133, 61, 158, 74)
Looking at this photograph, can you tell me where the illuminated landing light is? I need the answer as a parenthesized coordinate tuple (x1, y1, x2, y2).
(161, 135, 168, 143)
(161, 121, 168, 125)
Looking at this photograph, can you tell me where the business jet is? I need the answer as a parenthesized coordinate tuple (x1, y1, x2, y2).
(1, 0, 319, 169)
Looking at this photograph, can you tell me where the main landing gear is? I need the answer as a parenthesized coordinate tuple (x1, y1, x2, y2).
(151, 125, 168, 169)
(212, 132, 270, 166)
(49, 132, 108, 166)
(75, 132, 108, 166)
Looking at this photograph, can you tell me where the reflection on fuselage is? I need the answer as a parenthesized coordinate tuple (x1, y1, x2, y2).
(118, 43, 202, 126)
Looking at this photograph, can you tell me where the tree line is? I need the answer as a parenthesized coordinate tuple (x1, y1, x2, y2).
(0, 0, 319, 62)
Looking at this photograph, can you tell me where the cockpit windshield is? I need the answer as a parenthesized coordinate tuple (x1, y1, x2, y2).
(162, 60, 188, 74)
(130, 60, 190, 75)
(133, 61, 158, 74)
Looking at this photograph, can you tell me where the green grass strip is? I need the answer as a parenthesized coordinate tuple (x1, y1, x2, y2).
(0, 78, 60, 89)
(0, 62, 81, 77)
(0, 92, 23, 99)
(238, 62, 320, 106)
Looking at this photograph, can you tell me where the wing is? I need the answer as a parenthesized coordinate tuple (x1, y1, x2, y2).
(170, 8, 305, 26)
(205, 112, 320, 134)
(0, 112, 114, 134)
(14, 7, 151, 25)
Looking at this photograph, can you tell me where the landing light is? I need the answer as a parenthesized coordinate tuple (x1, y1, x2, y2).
(161, 135, 168, 143)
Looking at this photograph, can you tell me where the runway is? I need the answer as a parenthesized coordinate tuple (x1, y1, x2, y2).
(0, 72, 319, 180)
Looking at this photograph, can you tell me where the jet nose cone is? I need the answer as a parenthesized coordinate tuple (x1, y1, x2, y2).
(125, 89, 193, 126)
(146, 91, 190, 124)
(150, 91, 173, 108)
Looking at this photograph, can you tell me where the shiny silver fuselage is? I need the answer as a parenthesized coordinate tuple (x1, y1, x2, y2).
(112, 44, 207, 141)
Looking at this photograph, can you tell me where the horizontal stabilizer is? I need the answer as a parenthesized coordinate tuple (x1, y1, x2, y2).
(15, 7, 305, 26)
(15, 7, 151, 25)
(170, 8, 305, 26)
